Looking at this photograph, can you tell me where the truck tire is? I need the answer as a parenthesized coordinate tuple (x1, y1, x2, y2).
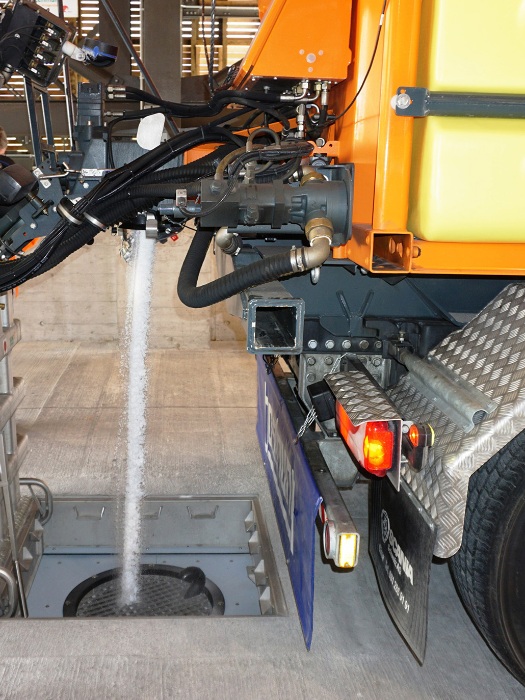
(450, 431, 525, 685)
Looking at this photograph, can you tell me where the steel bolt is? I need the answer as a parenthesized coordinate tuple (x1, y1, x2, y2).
(325, 339, 335, 350)
(307, 357, 316, 366)
(324, 357, 334, 366)
(83, 182, 89, 189)
(342, 339, 352, 350)
(374, 340, 382, 350)
(396, 92, 412, 110)
(306, 372, 315, 382)
(307, 339, 318, 350)
(358, 340, 370, 350)
(29, 222, 37, 229)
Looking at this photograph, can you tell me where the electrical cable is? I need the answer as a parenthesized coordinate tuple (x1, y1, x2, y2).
(209, 0, 217, 96)
(0, 131, 239, 290)
(0, 26, 44, 46)
(322, 0, 387, 127)
(105, 106, 169, 169)
(200, 0, 211, 90)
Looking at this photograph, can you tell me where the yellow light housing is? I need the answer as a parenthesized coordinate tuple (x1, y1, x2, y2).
(337, 533, 358, 569)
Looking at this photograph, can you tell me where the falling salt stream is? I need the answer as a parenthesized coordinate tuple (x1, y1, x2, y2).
(120, 231, 156, 607)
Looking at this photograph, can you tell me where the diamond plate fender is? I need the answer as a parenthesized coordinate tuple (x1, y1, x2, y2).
(388, 283, 525, 557)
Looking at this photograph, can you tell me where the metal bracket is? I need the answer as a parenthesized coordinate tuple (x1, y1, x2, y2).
(394, 87, 525, 119)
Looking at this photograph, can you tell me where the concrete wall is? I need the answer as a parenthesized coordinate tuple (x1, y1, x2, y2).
(13, 228, 245, 348)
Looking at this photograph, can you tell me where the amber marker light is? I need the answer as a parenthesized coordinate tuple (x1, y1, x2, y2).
(323, 520, 359, 569)
(337, 533, 358, 569)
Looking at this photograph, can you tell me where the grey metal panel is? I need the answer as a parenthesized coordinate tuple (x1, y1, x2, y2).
(388, 283, 525, 557)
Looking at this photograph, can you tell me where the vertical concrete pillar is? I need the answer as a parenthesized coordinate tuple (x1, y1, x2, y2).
(141, 0, 182, 103)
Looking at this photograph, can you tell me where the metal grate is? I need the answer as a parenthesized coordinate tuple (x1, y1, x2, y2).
(63, 565, 225, 617)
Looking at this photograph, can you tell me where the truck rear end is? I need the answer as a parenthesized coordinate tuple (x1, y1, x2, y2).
(247, 0, 525, 683)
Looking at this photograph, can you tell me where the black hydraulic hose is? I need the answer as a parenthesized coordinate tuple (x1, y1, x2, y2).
(177, 228, 294, 309)
(124, 85, 288, 113)
(110, 183, 201, 203)
(33, 195, 157, 281)
(72, 125, 243, 218)
(140, 164, 211, 184)
(122, 87, 294, 131)
(255, 157, 301, 183)
(0, 189, 166, 292)
(224, 97, 290, 132)
(0, 141, 239, 291)
(139, 143, 240, 185)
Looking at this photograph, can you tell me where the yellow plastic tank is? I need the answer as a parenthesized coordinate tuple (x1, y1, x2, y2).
(408, 0, 525, 242)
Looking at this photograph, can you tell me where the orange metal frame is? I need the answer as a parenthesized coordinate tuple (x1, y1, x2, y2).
(188, 0, 525, 275)
(232, 0, 353, 86)
(328, 0, 525, 275)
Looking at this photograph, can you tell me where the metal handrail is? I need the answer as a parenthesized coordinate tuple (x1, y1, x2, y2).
(20, 478, 54, 526)
(0, 566, 17, 617)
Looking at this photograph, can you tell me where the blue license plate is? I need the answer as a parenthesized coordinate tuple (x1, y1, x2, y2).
(256, 357, 322, 649)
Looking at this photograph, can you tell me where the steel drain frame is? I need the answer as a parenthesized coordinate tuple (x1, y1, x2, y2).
(26, 495, 287, 619)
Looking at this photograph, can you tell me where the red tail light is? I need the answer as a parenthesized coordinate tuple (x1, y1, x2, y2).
(363, 421, 394, 476)
(336, 402, 398, 477)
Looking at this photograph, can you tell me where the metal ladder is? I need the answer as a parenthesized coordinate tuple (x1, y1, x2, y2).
(0, 292, 52, 616)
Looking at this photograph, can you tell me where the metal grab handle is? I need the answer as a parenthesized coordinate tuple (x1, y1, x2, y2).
(20, 478, 54, 525)
(0, 566, 17, 617)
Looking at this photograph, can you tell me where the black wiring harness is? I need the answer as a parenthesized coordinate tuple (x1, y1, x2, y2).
(0, 92, 312, 293)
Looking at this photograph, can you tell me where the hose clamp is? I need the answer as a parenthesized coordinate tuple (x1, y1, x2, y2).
(83, 212, 106, 230)
(57, 197, 83, 226)
(290, 247, 306, 273)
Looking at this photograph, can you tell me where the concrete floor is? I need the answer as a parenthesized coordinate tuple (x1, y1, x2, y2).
(2, 340, 523, 700)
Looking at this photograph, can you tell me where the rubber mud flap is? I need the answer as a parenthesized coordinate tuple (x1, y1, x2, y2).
(369, 477, 437, 662)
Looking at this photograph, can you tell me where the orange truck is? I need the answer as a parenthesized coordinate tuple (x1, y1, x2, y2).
(228, 0, 525, 683)
(0, 0, 523, 686)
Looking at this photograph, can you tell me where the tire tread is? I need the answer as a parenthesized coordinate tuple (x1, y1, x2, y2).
(450, 431, 525, 683)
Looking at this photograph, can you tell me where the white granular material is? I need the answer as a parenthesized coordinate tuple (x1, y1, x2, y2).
(120, 232, 156, 606)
